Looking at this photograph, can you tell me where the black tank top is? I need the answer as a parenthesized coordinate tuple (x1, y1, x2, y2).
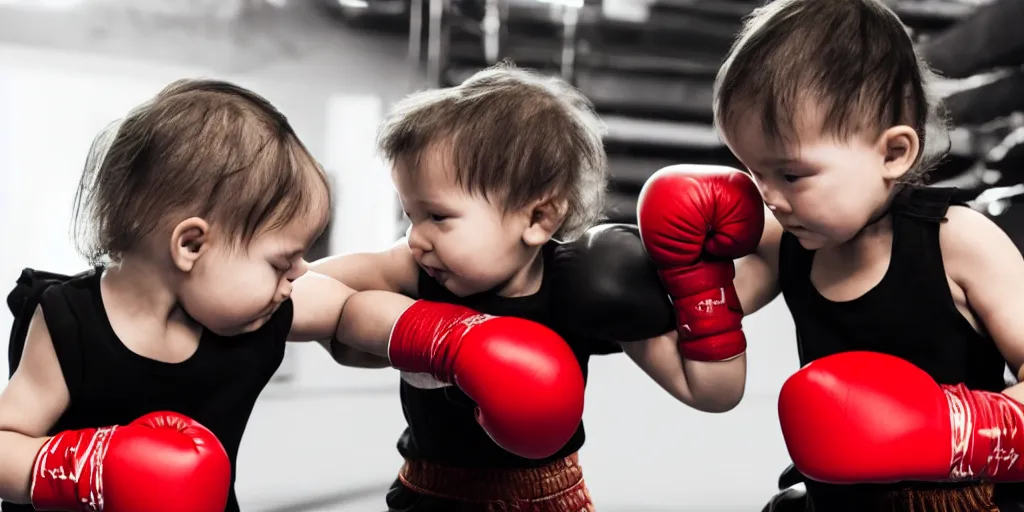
(2, 269, 290, 512)
(396, 242, 597, 468)
(778, 186, 1009, 504)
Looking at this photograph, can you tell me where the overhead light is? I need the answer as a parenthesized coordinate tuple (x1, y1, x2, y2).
(534, 0, 585, 9)
(338, 0, 369, 9)
(601, 0, 649, 22)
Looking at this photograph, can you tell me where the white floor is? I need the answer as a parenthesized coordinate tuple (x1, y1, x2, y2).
(0, 3, 804, 510)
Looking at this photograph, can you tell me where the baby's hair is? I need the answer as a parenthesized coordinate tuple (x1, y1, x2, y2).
(714, 0, 949, 183)
(73, 79, 330, 265)
(377, 62, 608, 241)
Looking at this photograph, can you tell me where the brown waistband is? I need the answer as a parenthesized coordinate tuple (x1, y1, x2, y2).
(398, 454, 586, 503)
(809, 482, 997, 511)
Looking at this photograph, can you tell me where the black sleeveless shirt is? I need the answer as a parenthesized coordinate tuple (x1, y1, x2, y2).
(778, 186, 1009, 505)
(395, 242, 602, 468)
(2, 269, 290, 512)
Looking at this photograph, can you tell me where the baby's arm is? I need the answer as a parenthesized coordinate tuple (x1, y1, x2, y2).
(294, 271, 589, 459)
(552, 223, 747, 412)
(0, 307, 232, 510)
(734, 204, 784, 316)
(775, 206, 1024, 484)
(939, 207, 1024, 396)
(314, 340, 393, 368)
(620, 331, 747, 412)
(0, 307, 67, 503)
(288, 272, 392, 368)
(305, 239, 421, 367)
(309, 238, 421, 295)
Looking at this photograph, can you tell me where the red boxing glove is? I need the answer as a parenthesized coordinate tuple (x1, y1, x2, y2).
(388, 300, 585, 460)
(636, 164, 764, 361)
(779, 351, 1024, 484)
(31, 411, 230, 512)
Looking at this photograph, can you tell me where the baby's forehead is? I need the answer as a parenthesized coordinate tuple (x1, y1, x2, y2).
(720, 110, 795, 155)
(723, 125, 840, 170)
(734, 93, 826, 128)
(393, 141, 457, 177)
(722, 97, 865, 148)
(254, 219, 319, 253)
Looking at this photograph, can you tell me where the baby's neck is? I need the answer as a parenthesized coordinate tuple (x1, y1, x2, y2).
(831, 214, 894, 263)
(101, 256, 182, 323)
(497, 250, 545, 298)
(100, 256, 202, 364)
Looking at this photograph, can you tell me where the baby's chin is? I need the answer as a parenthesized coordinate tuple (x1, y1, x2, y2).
(206, 313, 272, 337)
(795, 236, 826, 251)
(438, 276, 492, 298)
(790, 230, 830, 251)
(440, 280, 475, 298)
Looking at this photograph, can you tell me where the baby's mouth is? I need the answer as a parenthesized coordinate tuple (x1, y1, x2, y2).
(423, 265, 451, 283)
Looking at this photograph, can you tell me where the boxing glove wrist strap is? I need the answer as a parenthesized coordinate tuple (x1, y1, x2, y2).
(664, 261, 747, 362)
(678, 332, 747, 362)
(388, 300, 494, 383)
(31, 427, 112, 510)
(944, 384, 1024, 481)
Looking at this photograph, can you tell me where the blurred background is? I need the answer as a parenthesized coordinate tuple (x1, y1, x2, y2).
(0, 0, 1021, 510)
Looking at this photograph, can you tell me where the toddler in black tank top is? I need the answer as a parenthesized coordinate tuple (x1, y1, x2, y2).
(708, 0, 1024, 511)
(313, 64, 755, 511)
(0, 80, 420, 512)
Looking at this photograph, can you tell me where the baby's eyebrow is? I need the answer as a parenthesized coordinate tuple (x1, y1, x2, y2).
(276, 248, 304, 260)
(760, 156, 799, 166)
(419, 198, 453, 210)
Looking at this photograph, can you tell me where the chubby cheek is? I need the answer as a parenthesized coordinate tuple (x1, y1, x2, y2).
(435, 234, 480, 276)
(187, 259, 280, 328)
(441, 231, 513, 281)
(805, 198, 870, 243)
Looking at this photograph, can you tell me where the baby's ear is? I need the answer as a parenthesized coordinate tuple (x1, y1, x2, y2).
(878, 125, 920, 181)
(522, 197, 568, 246)
(170, 217, 210, 272)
